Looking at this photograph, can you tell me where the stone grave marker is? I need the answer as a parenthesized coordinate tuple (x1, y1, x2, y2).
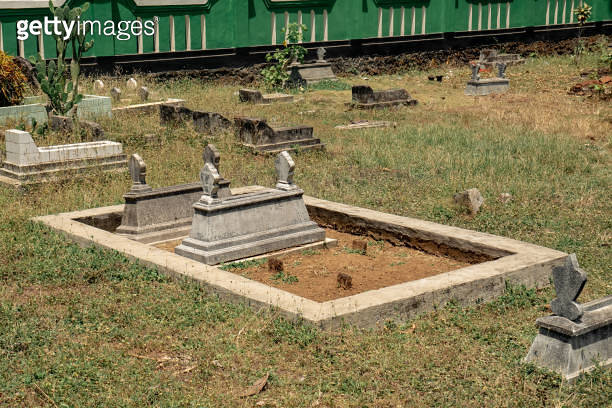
(525, 254, 612, 382)
(349, 86, 418, 109)
(111, 87, 121, 102)
(465, 62, 509, 96)
(234, 117, 324, 154)
(127, 78, 138, 90)
(138, 86, 149, 102)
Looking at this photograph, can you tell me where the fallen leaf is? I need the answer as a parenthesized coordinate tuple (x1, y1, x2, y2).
(238, 373, 269, 397)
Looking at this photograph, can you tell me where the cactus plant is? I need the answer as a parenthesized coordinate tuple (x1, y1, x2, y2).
(29, 0, 94, 116)
(0, 51, 27, 107)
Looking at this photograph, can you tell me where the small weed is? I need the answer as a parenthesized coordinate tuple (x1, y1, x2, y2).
(301, 248, 321, 256)
(219, 258, 267, 271)
(308, 80, 352, 91)
(268, 317, 317, 348)
(342, 247, 365, 255)
(271, 271, 299, 284)
(390, 261, 405, 266)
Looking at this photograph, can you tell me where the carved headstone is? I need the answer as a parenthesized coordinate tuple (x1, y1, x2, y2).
(128, 154, 152, 193)
(203, 144, 231, 198)
(497, 62, 507, 79)
(200, 162, 221, 204)
(317, 47, 327, 62)
(550, 254, 587, 321)
(471, 63, 481, 81)
(111, 87, 121, 102)
(138, 86, 149, 102)
(275, 151, 297, 191)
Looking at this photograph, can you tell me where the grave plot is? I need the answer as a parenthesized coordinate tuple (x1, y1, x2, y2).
(286, 47, 338, 87)
(239, 89, 294, 104)
(34, 149, 568, 330)
(465, 62, 510, 96)
(349, 86, 418, 109)
(234, 117, 324, 154)
(0, 129, 126, 188)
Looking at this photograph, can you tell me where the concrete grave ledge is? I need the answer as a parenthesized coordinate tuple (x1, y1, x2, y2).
(239, 89, 294, 105)
(112, 98, 185, 114)
(234, 117, 324, 154)
(349, 85, 418, 109)
(33, 191, 568, 330)
(465, 78, 510, 96)
(0, 129, 126, 188)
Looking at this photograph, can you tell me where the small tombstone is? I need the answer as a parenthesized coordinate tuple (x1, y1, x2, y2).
(200, 162, 221, 204)
(204, 144, 221, 171)
(268, 258, 284, 273)
(128, 153, 152, 193)
(337, 273, 353, 290)
(126, 78, 138, 90)
(138, 86, 149, 102)
(351, 239, 368, 254)
(550, 254, 587, 321)
(94, 79, 104, 91)
(275, 151, 297, 191)
(470, 63, 481, 81)
(203, 144, 232, 198)
(454, 188, 484, 215)
(316, 47, 327, 62)
(110, 87, 121, 102)
(144, 134, 161, 146)
(496, 62, 507, 79)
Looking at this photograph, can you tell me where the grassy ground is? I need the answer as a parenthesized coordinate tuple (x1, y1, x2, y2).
(0, 48, 610, 407)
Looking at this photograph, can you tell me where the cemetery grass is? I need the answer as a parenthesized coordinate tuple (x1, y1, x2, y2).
(0, 51, 611, 406)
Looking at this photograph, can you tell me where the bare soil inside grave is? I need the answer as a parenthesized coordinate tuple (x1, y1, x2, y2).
(155, 229, 472, 302)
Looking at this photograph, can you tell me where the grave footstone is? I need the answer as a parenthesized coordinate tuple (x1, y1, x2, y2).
(127, 78, 138, 90)
(128, 154, 153, 193)
(138, 86, 149, 102)
(203, 144, 232, 198)
(275, 151, 297, 191)
(111, 87, 121, 102)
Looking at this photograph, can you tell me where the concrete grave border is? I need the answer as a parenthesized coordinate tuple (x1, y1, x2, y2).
(33, 191, 568, 330)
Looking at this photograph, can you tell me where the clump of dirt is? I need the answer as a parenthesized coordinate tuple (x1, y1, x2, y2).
(569, 68, 612, 100)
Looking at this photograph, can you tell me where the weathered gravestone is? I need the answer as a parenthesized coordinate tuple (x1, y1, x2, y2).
(286, 47, 337, 87)
(465, 62, 509, 96)
(0, 129, 125, 187)
(126, 78, 138, 90)
(238, 89, 293, 104)
(349, 86, 418, 109)
(159, 104, 232, 135)
(110, 87, 121, 102)
(138, 86, 149, 102)
(478, 48, 524, 69)
(524, 254, 612, 382)
(175, 151, 327, 265)
(234, 117, 324, 154)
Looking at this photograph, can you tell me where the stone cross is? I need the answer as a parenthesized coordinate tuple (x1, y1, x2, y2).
(128, 153, 152, 192)
(496, 62, 507, 79)
(317, 47, 327, 62)
(200, 162, 221, 204)
(471, 63, 481, 81)
(275, 151, 297, 191)
(551, 254, 587, 321)
(110, 87, 121, 102)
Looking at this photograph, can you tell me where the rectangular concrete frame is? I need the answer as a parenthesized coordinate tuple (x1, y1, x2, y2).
(33, 190, 568, 330)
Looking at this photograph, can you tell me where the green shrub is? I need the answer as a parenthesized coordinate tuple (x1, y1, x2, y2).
(0, 51, 27, 107)
(261, 23, 307, 89)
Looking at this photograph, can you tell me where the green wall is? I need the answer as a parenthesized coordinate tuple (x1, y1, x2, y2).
(0, 0, 610, 60)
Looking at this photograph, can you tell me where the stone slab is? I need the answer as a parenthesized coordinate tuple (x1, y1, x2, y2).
(239, 89, 293, 104)
(465, 78, 510, 96)
(335, 121, 395, 130)
(33, 193, 567, 330)
(112, 98, 185, 114)
(288, 62, 337, 86)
